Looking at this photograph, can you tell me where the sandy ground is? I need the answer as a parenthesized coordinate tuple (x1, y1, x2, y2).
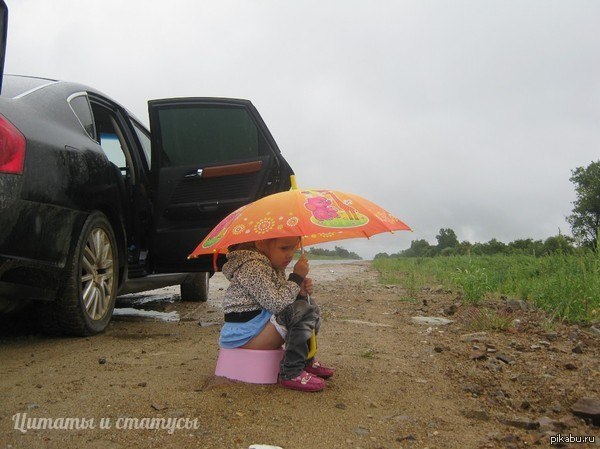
(0, 261, 598, 449)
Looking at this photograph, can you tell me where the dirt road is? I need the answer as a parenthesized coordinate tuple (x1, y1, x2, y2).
(1, 262, 598, 448)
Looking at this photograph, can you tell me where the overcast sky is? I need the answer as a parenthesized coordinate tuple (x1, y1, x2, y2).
(5, 1, 600, 258)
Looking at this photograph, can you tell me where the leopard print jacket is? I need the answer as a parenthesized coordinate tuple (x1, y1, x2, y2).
(221, 249, 302, 315)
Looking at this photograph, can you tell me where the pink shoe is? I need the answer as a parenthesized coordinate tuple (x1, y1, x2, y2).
(305, 360, 335, 379)
(279, 370, 325, 392)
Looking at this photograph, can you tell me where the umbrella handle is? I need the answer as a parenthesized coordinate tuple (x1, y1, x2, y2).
(299, 238, 317, 359)
(306, 293, 318, 359)
(308, 330, 317, 360)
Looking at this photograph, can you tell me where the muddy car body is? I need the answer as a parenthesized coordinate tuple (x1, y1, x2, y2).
(0, 16, 293, 335)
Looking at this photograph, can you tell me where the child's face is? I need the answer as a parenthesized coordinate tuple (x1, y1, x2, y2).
(257, 237, 300, 270)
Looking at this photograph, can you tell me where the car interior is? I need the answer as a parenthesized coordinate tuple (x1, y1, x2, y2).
(91, 102, 135, 184)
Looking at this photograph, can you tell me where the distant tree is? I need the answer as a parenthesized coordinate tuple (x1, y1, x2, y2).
(402, 239, 432, 257)
(470, 242, 485, 256)
(374, 252, 390, 259)
(348, 251, 362, 260)
(509, 238, 534, 254)
(334, 246, 350, 258)
(335, 246, 361, 259)
(567, 160, 600, 250)
(435, 228, 459, 251)
(507, 238, 542, 255)
(457, 240, 473, 256)
(541, 235, 574, 255)
(439, 247, 457, 256)
(482, 238, 508, 255)
(308, 247, 327, 256)
(307, 246, 361, 259)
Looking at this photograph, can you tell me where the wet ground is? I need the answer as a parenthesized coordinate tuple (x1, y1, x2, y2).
(0, 261, 598, 449)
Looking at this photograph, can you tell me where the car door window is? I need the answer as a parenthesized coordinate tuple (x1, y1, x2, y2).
(131, 119, 151, 168)
(157, 106, 259, 166)
(99, 132, 126, 168)
(68, 93, 97, 141)
(90, 102, 134, 182)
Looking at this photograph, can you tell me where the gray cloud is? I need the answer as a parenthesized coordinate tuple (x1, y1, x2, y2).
(6, 0, 599, 258)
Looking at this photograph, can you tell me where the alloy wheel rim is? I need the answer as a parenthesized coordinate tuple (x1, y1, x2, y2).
(81, 228, 114, 320)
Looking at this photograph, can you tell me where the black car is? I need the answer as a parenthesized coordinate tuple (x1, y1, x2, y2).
(0, 2, 293, 335)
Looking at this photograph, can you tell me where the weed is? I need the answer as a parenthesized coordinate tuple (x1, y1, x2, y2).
(463, 307, 515, 332)
(404, 269, 424, 297)
(454, 266, 490, 303)
(360, 349, 376, 358)
(540, 317, 559, 332)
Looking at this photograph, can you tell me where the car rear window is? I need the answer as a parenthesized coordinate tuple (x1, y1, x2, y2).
(1, 75, 57, 99)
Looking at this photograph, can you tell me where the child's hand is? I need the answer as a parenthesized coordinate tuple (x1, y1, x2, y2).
(300, 277, 314, 296)
(293, 253, 309, 278)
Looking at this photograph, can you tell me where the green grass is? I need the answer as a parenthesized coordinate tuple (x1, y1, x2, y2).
(372, 251, 600, 323)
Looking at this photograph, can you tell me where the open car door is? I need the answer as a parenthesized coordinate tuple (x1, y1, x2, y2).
(148, 98, 293, 273)
(0, 1, 7, 94)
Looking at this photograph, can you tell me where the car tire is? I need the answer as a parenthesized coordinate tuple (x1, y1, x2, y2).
(40, 211, 119, 336)
(180, 272, 210, 302)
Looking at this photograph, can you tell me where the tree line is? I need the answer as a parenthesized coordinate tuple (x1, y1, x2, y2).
(376, 160, 600, 259)
(374, 229, 576, 259)
(306, 246, 362, 260)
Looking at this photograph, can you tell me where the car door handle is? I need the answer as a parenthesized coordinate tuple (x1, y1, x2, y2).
(202, 160, 263, 178)
(184, 168, 203, 178)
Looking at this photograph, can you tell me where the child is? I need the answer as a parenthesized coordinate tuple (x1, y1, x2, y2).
(219, 236, 334, 392)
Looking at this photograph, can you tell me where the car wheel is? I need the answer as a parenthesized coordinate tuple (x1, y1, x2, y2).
(180, 272, 210, 302)
(40, 211, 119, 336)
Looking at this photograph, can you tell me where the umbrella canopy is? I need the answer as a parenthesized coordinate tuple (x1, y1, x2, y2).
(189, 188, 411, 258)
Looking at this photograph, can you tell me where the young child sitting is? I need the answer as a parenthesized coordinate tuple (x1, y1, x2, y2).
(219, 236, 334, 392)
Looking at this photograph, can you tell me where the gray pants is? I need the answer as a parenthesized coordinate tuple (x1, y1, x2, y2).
(275, 298, 320, 380)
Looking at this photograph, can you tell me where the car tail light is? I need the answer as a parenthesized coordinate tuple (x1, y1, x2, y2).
(0, 114, 26, 174)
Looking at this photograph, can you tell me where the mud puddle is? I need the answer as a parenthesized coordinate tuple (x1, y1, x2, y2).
(114, 291, 180, 322)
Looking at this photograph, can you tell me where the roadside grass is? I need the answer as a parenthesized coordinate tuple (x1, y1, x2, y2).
(372, 251, 600, 323)
(379, 259, 428, 297)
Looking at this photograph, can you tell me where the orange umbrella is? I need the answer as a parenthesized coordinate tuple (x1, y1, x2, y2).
(190, 180, 411, 360)
(189, 185, 411, 258)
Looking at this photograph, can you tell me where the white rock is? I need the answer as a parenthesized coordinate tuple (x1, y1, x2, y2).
(411, 316, 454, 326)
(249, 445, 283, 449)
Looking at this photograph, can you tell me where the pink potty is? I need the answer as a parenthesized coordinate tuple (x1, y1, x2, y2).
(215, 348, 285, 384)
